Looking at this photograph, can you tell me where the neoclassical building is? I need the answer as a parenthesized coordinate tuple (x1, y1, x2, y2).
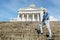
(10, 4, 46, 22)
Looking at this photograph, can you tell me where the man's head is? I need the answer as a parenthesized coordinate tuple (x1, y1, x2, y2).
(42, 9, 47, 14)
(43, 8, 47, 12)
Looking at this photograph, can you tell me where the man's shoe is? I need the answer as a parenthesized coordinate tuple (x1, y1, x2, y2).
(47, 37, 52, 39)
(35, 29, 43, 34)
(37, 30, 43, 34)
(46, 34, 53, 40)
(47, 37, 54, 40)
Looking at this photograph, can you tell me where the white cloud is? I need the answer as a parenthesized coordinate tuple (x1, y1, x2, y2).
(49, 16, 58, 21)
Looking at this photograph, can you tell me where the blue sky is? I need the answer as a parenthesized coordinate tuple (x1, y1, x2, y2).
(0, 0, 60, 21)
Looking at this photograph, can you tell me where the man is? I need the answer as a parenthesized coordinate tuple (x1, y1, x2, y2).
(38, 9, 52, 39)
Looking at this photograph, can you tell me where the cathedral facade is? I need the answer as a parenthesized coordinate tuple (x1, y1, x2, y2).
(10, 4, 46, 22)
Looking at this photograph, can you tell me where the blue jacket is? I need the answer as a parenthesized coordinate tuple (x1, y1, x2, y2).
(42, 12, 49, 22)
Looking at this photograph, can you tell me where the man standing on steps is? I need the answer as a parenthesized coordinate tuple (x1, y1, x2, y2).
(38, 9, 52, 39)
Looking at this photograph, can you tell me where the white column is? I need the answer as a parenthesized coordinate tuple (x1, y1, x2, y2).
(17, 14, 20, 18)
(40, 11, 43, 22)
(32, 14, 34, 21)
(37, 14, 39, 21)
(22, 14, 24, 21)
(27, 14, 29, 21)
(17, 14, 21, 21)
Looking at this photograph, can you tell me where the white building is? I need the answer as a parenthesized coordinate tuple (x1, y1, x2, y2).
(10, 4, 46, 22)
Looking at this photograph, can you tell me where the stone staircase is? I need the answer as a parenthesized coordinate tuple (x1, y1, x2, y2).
(0, 21, 60, 40)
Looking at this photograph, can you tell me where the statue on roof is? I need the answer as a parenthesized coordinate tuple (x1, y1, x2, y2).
(29, 4, 36, 8)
